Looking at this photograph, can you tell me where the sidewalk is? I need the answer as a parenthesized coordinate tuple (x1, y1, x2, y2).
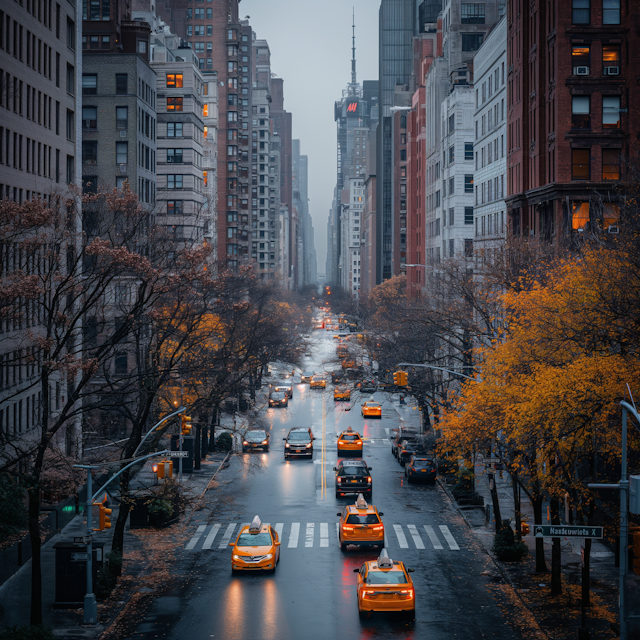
(0, 450, 229, 637)
(439, 461, 622, 639)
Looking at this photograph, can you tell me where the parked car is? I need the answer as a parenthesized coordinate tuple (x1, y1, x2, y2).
(268, 391, 288, 408)
(283, 427, 315, 458)
(397, 438, 426, 466)
(391, 430, 418, 457)
(405, 456, 437, 483)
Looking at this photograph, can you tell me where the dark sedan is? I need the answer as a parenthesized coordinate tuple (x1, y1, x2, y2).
(397, 438, 426, 466)
(334, 459, 372, 498)
(405, 456, 437, 483)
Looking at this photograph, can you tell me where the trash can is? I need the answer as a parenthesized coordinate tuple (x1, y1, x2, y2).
(53, 541, 104, 607)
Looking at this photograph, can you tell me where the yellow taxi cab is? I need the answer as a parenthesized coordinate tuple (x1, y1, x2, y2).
(338, 494, 384, 551)
(229, 516, 281, 573)
(361, 398, 382, 419)
(337, 426, 363, 455)
(354, 548, 415, 616)
(334, 386, 351, 401)
(333, 334, 340, 340)
(342, 358, 356, 369)
(310, 375, 326, 389)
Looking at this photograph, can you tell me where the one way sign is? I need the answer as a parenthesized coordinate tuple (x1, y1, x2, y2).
(533, 525, 603, 539)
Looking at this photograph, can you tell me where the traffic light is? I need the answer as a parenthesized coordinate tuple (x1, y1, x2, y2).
(93, 503, 112, 530)
(393, 371, 400, 386)
(181, 415, 192, 435)
(393, 371, 408, 387)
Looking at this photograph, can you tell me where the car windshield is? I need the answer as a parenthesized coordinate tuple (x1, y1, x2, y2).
(412, 459, 434, 468)
(279, 382, 291, 387)
(272, 392, 285, 399)
(365, 403, 380, 408)
(340, 434, 360, 441)
(236, 532, 272, 547)
(303, 372, 313, 377)
(402, 439, 419, 448)
(366, 570, 407, 585)
(339, 466, 368, 477)
(247, 431, 266, 440)
(288, 431, 311, 441)
(346, 513, 379, 525)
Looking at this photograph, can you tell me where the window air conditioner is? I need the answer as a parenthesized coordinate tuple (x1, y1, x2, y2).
(575, 66, 590, 75)
(604, 66, 620, 76)
(119, 164, 127, 174)
(120, 130, 127, 137)
(608, 226, 619, 234)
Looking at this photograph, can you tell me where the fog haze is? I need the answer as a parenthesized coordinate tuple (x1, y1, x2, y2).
(241, 0, 380, 276)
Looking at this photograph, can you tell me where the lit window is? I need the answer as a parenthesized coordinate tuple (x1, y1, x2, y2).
(571, 149, 590, 180)
(167, 97, 183, 112)
(602, 149, 620, 181)
(571, 201, 589, 230)
(166, 74, 183, 88)
(572, 46, 590, 74)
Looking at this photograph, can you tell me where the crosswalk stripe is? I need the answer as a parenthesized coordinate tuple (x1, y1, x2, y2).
(275, 523, 283, 540)
(393, 524, 409, 549)
(202, 524, 221, 550)
(218, 523, 237, 549)
(385, 428, 390, 436)
(305, 523, 315, 547)
(407, 524, 424, 549)
(384, 528, 389, 549)
(423, 525, 443, 549)
(320, 522, 329, 547)
(185, 525, 207, 550)
(439, 525, 460, 550)
(289, 522, 300, 548)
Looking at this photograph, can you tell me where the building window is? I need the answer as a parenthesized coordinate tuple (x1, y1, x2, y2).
(66, 155, 75, 184)
(115, 353, 128, 375)
(66, 64, 75, 94)
(602, 96, 620, 128)
(461, 3, 485, 23)
(603, 45, 621, 74)
(571, 201, 589, 230)
(167, 97, 183, 111)
(400, 149, 406, 161)
(116, 142, 128, 164)
(167, 122, 183, 137)
(464, 142, 473, 160)
(116, 177, 128, 191)
(464, 207, 474, 225)
(167, 200, 183, 215)
(461, 33, 484, 52)
(83, 176, 98, 193)
(113, 106, 127, 129)
(603, 0, 620, 24)
(67, 18, 75, 50)
(82, 106, 97, 129)
(572, 46, 590, 75)
(572, 0, 590, 24)
(82, 141, 97, 164)
(571, 96, 590, 129)
(115, 73, 127, 95)
(66, 110, 74, 140)
(464, 174, 473, 193)
(167, 148, 183, 163)
(167, 175, 183, 189)
(137, 40, 147, 54)
(187, 25, 192, 37)
(602, 148, 620, 180)
(571, 149, 590, 180)
(464, 239, 474, 257)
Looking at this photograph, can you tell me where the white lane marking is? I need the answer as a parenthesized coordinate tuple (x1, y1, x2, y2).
(439, 525, 460, 550)
(202, 524, 221, 550)
(336, 522, 340, 540)
(393, 524, 409, 549)
(320, 523, 329, 547)
(185, 525, 207, 550)
(218, 523, 237, 549)
(305, 523, 315, 547)
(385, 428, 390, 436)
(289, 522, 300, 548)
(275, 523, 284, 540)
(423, 525, 443, 549)
(407, 524, 425, 549)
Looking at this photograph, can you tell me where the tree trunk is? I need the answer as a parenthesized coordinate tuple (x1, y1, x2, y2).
(209, 406, 217, 452)
(533, 496, 548, 573)
(513, 474, 522, 542)
(583, 537, 591, 608)
(194, 423, 201, 470)
(489, 473, 502, 532)
(111, 468, 132, 575)
(28, 485, 43, 625)
(550, 497, 562, 594)
(201, 417, 208, 458)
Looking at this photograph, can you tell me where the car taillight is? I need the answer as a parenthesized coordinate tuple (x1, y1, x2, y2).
(372, 525, 384, 531)
(366, 476, 372, 482)
(363, 589, 375, 596)
(343, 525, 354, 531)
(400, 589, 415, 598)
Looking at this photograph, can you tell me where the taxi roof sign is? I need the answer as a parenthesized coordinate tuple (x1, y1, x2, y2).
(355, 493, 368, 509)
(249, 515, 262, 533)
(377, 548, 393, 568)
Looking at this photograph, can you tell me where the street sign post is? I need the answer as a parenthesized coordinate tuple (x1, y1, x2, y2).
(73, 536, 92, 545)
(167, 450, 189, 458)
(533, 525, 603, 539)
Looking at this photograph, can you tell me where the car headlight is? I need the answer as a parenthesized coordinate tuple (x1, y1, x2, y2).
(306, 443, 312, 448)
(243, 441, 248, 445)
(261, 440, 268, 445)
(264, 554, 273, 560)
(233, 555, 242, 561)
(285, 443, 290, 448)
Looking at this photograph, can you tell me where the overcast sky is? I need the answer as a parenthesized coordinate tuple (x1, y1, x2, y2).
(241, 0, 380, 276)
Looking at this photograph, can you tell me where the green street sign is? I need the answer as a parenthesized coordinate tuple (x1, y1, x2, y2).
(533, 525, 603, 539)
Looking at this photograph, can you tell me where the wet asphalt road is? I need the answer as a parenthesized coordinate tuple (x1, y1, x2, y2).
(124, 328, 524, 640)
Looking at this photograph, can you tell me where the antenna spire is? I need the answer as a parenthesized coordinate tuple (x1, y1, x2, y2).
(351, 8, 357, 87)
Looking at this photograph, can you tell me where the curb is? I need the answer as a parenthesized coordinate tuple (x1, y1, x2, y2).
(436, 477, 550, 640)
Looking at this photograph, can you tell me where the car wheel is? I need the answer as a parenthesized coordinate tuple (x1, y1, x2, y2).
(407, 476, 413, 484)
(335, 492, 341, 498)
(284, 454, 289, 459)
(340, 542, 347, 551)
(265, 447, 270, 452)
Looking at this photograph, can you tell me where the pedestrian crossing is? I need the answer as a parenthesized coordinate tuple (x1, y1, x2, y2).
(185, 521, 463, 552)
